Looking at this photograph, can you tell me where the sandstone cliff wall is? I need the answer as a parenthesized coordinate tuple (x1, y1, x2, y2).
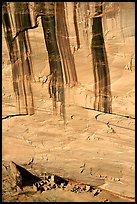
(2, 2, 135, 118)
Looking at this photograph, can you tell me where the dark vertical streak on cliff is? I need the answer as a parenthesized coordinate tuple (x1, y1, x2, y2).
(73, 2, 80, 50)
(14, 2, 34, 115)
(39, 2, 65, 119)
(2, 3, 21, 114)
(56, 2, 78, 87)
(2, 2, 35, 115)
(91, 2, 112, 113)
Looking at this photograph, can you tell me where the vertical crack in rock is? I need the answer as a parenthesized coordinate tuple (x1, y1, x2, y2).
(39, 2, 65, 120)
(2, 2, 34, 115)
(91, 2, 112, 113)
(73, 2, 80, 50)
(56, 2, 78, 87)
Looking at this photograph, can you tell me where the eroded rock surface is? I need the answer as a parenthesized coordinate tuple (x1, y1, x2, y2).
(2, 2, 135, 202)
